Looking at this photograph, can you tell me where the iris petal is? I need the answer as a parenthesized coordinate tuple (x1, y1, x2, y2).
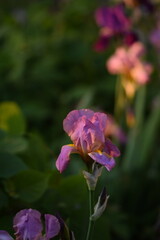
(88, 151, 116, 171)
(70, 117, 104, 153)
(104, 139, 120, 157)
(13, 209, 42, 240)
(63, 109, 94, 137)
(0, 231, 13, 240)
(56, 145, 78, 173)
(45, 214, 60, 239)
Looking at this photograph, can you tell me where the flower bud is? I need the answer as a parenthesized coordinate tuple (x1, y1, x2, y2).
(90, 187, 109, 221)
(83, 163, 103, 191)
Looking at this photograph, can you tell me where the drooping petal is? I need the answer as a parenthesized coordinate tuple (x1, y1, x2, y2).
(63, 109, 94, 137)
(104, 139, 120, 157)
(13, 209, 42, 240)
(88, 151, 116, 171)
(45, 214, 60, 240)
(107, 47, 132, 75)
(0, 231, 13, 240)
(56, 145, 78, 173)
(131, 62, 153, 84)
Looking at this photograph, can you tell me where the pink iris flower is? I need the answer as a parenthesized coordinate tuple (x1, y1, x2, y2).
(107, 41, 153, 84)
(56, 109, 120, 173)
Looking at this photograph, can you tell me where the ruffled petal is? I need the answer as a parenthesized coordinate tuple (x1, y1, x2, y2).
(104, 139, 120, 157)
(88, 151, 116, 171)
(130, 62, 153, 84)
(45, 214, 60, 239)
(0, 231, 13, 240)
(70, 117, 105, 153)
(13, 209, 42, 240)
(63, 109, 94, 137)
(95, 4, 130, 31)
(128, 41, 145, 59)
(56, 145, 78, 173)
(91, 112, 108, 132)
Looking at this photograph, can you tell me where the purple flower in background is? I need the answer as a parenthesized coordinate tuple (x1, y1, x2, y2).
(56, 109, 120, 173)
(0, 209, 60, 240)
(95, 4, 130, 32)
(150, 28, 160, 50)
(94, 4, 133, 51)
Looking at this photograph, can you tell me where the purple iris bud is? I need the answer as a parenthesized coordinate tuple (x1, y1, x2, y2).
(13, 209, 43, 240)
(0, 231, 13, 240)
(56, 109, 120, 173)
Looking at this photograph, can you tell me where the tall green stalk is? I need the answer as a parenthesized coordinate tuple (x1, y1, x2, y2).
(86, 190, 95, 240)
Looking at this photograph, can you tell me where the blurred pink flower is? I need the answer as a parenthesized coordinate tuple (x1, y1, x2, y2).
(56, 109, 120, 173)
(107, 42, 153, 98)
(108, 42, 152, 82)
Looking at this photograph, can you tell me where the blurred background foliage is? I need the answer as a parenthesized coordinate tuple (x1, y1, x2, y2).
(0, 0, 160, 239)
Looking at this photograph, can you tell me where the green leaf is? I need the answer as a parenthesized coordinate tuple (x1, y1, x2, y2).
(135, 86, 146, 129)
(0, 136, 28, 154)
(0, 152, 28, 178)
(138, 99, 160, 167)
(122, 86, 146, 171)
(122, 128, 138, 171)
(11, 170, 49, 202)
(0, 189, 8, 209)
(0, 101, 26, 135)
(22, 133, 51, 172)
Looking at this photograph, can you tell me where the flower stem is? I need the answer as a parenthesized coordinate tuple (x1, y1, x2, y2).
(86, 190, 95, 240)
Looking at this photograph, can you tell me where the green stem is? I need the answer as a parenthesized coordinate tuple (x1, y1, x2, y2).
(86, 190, 95, 240)
(114, 75, 126, 122)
